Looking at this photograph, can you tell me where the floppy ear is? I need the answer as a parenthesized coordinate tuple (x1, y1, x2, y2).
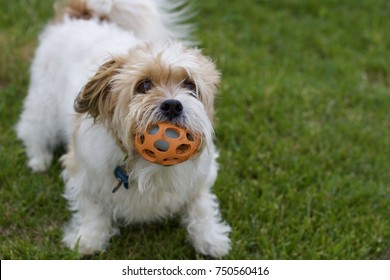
(74, 59, 121, 121)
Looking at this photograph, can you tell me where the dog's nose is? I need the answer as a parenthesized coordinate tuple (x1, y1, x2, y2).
(160, 99, 183, 120)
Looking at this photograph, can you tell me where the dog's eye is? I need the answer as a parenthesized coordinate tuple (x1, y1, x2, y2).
(136, 79, 153, 94)
(183, 80, 197, 96)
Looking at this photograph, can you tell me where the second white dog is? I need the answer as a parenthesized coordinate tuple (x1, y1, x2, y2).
(16, 0, 231, 258)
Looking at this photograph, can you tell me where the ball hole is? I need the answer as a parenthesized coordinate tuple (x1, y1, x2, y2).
(176, 144, 190, 155)
(186, 133, 194, 142)
(148, 125, 159, 135)
(139, 134, 145, 144)
(163, 158, 179, 165)
(144, 149, 156, 159)
(165, 128, 180, 139)
(154, 140, 169, 152)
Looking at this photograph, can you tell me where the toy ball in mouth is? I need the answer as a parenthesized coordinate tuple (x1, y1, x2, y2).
(134, 122, 201, 166)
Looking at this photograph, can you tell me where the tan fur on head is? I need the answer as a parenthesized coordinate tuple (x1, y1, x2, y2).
(74, 59, 123, 122)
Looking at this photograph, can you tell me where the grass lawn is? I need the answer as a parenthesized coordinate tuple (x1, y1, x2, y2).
(0, 0, 389, 259)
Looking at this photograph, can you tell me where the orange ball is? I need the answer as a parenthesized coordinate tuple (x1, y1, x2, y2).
(134, 122, 201, 166)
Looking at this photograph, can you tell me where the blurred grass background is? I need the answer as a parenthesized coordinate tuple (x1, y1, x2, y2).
(0, 0, 389, 259)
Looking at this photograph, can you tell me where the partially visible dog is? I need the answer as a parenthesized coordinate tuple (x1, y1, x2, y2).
(16, 0, 231, 257)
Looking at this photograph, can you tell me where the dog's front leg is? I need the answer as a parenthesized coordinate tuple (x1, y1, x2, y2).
(63, 189, 118, 255)
(182, 191, 231, 258)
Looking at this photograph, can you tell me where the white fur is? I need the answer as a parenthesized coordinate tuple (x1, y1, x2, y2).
(16, 0, 230, 258)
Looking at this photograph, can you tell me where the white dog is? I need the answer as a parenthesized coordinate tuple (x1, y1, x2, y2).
(16, 0, 231, 258)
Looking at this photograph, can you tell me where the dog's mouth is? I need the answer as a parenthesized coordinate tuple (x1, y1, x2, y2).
(123, 97, 210, 161)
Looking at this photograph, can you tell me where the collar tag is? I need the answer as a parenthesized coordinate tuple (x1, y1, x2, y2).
(113, 166, 129, 193)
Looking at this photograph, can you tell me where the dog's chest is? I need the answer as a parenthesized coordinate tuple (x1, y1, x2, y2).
(108, 166, 199, 222)
(111, 186, 187, 223)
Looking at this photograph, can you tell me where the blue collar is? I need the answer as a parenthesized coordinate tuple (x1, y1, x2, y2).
(112, 166, 129, 193)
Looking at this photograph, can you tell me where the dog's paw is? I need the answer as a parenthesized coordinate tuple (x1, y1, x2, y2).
(63, 230, 107, 255)
(190, 222, 231, 258)
(63, 222, 119, 255)
(27, 153, 52, 172)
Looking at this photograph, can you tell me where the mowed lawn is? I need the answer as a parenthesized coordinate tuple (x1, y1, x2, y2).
(0, 0, 389, 259)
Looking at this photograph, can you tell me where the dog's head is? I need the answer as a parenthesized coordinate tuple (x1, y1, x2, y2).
(74, 40, 220, 155)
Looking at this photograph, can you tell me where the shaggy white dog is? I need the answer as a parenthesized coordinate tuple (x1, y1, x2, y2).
(16, 0, 231, 258)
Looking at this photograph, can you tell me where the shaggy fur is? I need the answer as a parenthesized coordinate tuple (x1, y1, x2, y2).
(16, 0, 231, 258)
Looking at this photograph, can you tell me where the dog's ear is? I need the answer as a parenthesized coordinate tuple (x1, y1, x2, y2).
(74, 59, 121, 121)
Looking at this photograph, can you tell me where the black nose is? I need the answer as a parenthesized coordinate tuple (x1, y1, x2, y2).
(159, 99, 183, 120)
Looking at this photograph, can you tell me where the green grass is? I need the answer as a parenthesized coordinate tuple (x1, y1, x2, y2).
(1, 0, 389, 259)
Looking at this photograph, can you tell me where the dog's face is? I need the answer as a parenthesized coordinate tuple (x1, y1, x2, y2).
(74, 41, 220, 154)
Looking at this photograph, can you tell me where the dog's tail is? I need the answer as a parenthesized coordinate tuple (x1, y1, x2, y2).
(55, 0, 195, 44)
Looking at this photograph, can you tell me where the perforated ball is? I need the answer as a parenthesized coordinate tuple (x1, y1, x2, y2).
(135, 122, 201, 166)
